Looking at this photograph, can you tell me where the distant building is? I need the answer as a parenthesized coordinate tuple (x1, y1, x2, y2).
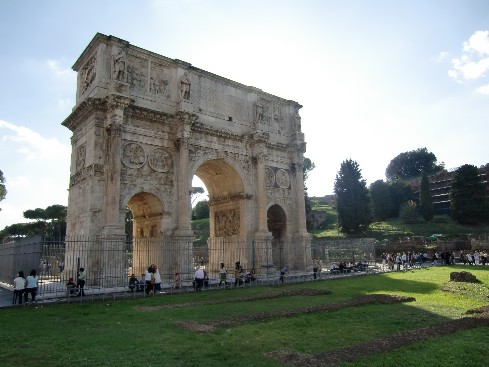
(416, 164, 489, 215)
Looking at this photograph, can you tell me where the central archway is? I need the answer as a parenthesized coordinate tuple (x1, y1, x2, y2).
(194, 159, 250, 273)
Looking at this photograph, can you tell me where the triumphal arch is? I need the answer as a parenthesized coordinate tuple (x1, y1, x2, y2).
(62, 33, 311, 281)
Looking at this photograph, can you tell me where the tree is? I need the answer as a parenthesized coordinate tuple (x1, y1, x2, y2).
(369, 180, 392, 221)
(450, 164, 489, 224)
(44, 204, 67, 238)
(190, 186, 205, 206)
(303, 157, 315, 231)
(0, 170, 6, 209)
(192, 200, 209, 220)
(303, 157, 316, 181)
(385, 148, 444, 181)
(6, 205, 68, 239)
(399, 200, 419, 223)
(334, 159, 372, 233)
(388, 181, 414, 217)
(419, 173, 434, 222)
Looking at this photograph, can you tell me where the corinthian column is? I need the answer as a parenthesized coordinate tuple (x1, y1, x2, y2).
(251, 132, 270, 239)
(293, 160, 308, 236)
(175, 112, 197, 236)
(103, 95, 133, 234)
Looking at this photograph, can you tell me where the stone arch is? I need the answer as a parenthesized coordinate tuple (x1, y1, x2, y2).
(127, 192, 163, 239)
(62, 33, 311, 281)
(267, 204, 287, 267)
(195, 159, 245, 236)
(193, 158, 251, 272)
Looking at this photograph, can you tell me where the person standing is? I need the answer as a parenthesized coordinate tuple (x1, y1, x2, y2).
(315, 258, 322, 279)
(145, 266, 154, 295)
(280, 265, 289, 284)
(152, 265, 162, 293)
(13, 271, 26, 305)
(218, 263, 228, 287)
(77, 267, 86, 297)
(194, 267, 205, 291)
(173, 272, 181, 289)
(234, 261, 243, 287)
(24, 269, 39, 304)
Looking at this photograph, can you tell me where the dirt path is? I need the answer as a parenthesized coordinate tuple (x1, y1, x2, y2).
(266, 311, 489, 367)
(174, 294, 415, 333)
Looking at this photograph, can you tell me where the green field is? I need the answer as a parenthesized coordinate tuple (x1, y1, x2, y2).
(1, 266, 488, 366)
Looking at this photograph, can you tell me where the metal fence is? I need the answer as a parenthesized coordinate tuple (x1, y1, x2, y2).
(311, 238, 377, 266)
(0, 235, 290, 298)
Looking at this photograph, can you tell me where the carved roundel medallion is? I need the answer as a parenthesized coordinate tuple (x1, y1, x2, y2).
(276, 169, 290, 188)
(122, 143, 146, 168)
(265, 167, 275, 187)
(148, 148, 172, 173)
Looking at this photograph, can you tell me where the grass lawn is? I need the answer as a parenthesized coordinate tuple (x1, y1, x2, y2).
(1, 266, 488, 366)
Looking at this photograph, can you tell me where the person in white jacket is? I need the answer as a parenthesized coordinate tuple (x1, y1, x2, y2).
(13, 271, 26, 305)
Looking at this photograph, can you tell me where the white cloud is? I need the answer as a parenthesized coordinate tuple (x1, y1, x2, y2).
(449, 30, 489, 82)
(0, 120, 70, 229)
(0, 120, 70, 161)
(463, 30, 489, 54)
(476, 83, 489, 95)
(46, 59, 73, 78)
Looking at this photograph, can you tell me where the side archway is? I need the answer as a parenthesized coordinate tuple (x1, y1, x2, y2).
(127, 192, 164, 277)
(267, 204, 287, 268)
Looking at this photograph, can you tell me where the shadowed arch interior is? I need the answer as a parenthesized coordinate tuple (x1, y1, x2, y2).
(267, 204, 287, 240)
(127, 192, 163, 238)
(195, 159, 244, 201)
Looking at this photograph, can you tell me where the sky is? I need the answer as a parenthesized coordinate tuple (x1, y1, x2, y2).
(1, 0, 489, 230)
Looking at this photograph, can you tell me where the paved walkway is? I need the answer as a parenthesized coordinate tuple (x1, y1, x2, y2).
(3, 263, 446, 309)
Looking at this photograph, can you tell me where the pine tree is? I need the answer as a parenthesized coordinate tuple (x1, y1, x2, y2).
(334, 159, 372, 233)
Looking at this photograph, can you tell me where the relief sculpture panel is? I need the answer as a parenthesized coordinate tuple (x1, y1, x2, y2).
(215, 209, 240, 237)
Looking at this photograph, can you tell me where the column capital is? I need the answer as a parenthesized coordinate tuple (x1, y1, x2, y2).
(107, 94, 134, 112)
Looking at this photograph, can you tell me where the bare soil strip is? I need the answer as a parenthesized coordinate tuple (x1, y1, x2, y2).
(174, 294, 415, 333)
(266, 312, 489, 367)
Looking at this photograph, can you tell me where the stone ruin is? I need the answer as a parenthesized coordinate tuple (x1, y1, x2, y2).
(61, 33, 312, 281)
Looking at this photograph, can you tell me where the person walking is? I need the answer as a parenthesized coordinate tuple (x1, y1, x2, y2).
(24, 269, 39, 304)
(145, 266, 154, 295)
(13, 271, 26, 305)
(194, 267, 205, 291)
(152, 265, 162, 293)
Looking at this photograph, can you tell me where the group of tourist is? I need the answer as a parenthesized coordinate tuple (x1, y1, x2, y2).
(12, 269, 39, 305)
(459, 250, 488, 265)
(381, 252, 431, 271)
(64, 267, 87, 297)
(143, 264, 162, 294)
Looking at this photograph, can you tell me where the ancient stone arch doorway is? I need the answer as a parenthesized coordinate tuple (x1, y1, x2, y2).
(194, 158, 249, 272)
(268, 204, 287, 268)
(126, 192, 165, 278)
(128, 192, 163, 239)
